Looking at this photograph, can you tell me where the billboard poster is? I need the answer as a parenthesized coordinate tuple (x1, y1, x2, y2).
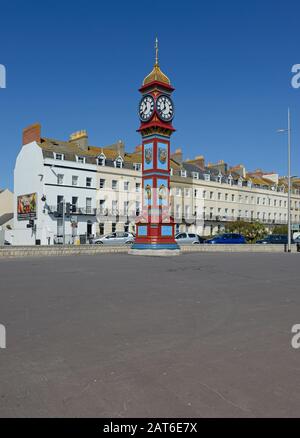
(17, 193, 37, 221)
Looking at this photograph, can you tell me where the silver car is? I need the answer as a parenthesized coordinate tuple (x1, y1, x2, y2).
(175, 232, 203, 245)
(93, 232, 134, 245)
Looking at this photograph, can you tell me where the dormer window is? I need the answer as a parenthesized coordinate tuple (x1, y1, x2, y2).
(77, 156, 86, 164)
(54, 153, 64, 161)
(192, 172, 199, 179)
(114, 156, 123, 168)
(247, 180, 252, 188)
(204, 173, 211, 182)
(133, 163, 141, 171)
(181, 170, 187, 177)
(97, 154, 106, 166)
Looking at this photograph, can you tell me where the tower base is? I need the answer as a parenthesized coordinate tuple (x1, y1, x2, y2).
(129, 242, 181, 257)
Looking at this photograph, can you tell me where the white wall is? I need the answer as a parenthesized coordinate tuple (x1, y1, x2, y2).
(14, 142, 44, 245)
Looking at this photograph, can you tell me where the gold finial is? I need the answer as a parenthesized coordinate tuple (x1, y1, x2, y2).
(155, 37, 159, 66)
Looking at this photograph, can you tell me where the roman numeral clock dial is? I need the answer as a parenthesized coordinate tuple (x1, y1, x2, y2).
(139, 95, 155, 122)
(156, 94, 174, 122)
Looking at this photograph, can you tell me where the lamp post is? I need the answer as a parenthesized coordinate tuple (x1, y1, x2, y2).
(277, 108, 292, 252)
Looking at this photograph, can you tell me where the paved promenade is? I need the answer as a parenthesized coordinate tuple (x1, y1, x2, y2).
(0, 252, 300, 417)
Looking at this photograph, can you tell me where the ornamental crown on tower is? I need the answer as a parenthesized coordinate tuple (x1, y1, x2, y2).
(142, 38, 171, 86)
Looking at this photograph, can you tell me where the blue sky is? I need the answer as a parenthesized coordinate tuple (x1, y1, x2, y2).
(0, 0, 300, 190)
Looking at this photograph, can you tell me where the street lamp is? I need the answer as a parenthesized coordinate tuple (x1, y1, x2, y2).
(277, 108, 292, 252)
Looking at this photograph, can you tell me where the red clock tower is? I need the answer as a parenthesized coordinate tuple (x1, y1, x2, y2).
(130, 39, 180, 255)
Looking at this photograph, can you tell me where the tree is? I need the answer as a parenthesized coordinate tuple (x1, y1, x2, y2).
(272, 225, 288, 235)
(225, 220, 266, 243)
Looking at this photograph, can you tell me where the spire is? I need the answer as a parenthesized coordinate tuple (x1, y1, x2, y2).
(142, 39, 171, 86)
(155, 37, 159, 66)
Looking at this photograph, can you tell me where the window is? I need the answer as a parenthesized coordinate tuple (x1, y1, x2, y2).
(210, 191, 214, 200)
(55, 153, 64, 160)
(134, 163, 141, 171)
(72, 197, 78, 213)
(86, 198, 92, 214)
(72, 176, 78, 186)
(176, 187, 181, 196)
(57, 174, 64, 185)
(194, 189, 198, 198)
(136, 201, 141, 216)
(112, 200, 118, 213)
(218, 192, 222, 200)
(97, 155, 106, 166)
(124, 181, 130, 191)
(114, 157, 123, 168)
(225, 193, 228, 201)
(112, 180, 118, 190)
(181, 170, 187, 177)
(77, 156, 85, 164)
(112, 223, 116, 233)
(100, 178, 105, 189)
(203, 190, 206, 199)
(99, 199, 106, 214)
(124, 201, 129, 215)
(231, 194, 235, 202)
(86, 177, 92, 187)
(99, 223, 105, 235)
(136, 182, 141, 192)
(204, 174, 210, 182)
(192, 172, 199, 179)
(185, 188, 190, 197)
(257, 197, 260, 205)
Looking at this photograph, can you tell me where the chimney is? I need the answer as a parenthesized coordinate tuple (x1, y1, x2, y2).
(171, 148, 183, 164)
(69, 130, 88, 149)
(117, 140, 125, 157)
(193, 155, 205, 170)
(22, 123, 41, 146)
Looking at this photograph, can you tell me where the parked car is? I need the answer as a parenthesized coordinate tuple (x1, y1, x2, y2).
(175, 232, 205, 245)
(256, 234, 293, 244)
(92, 232, 134, 245)
(205, 233, 246, 244)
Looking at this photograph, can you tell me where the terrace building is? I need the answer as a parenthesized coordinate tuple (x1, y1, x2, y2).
(13, 124, 300, 245)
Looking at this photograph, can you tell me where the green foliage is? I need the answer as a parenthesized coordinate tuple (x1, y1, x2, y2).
(225, 220, 267, 243)
(272, 225, 288, 235)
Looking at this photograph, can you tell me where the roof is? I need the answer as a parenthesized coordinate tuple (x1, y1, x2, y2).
(38, 137, 143, 170)
(143, 63, 171, 86)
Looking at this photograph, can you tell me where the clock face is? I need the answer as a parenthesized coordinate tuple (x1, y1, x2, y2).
(139, 95, 155, 122)
(156, 95, 174, 122)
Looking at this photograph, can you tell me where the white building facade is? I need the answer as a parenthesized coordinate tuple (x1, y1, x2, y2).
(13, 124, 300, 245)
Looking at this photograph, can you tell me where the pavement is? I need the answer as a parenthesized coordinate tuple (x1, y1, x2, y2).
(0, 252, 300, 418)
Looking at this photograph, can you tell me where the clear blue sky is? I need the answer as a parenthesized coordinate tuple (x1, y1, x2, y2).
(1, 0, 300, 190)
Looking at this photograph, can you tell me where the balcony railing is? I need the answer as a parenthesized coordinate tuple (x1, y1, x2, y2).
(202, 215, 294, 225)
(47, 205, 96, 216)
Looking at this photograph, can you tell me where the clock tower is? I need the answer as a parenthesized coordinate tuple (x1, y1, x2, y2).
(130, 39, 180, 255)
